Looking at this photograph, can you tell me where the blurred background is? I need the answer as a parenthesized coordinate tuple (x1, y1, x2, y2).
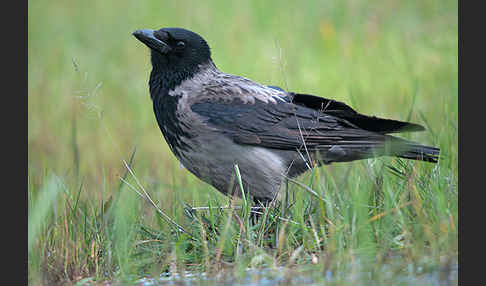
(28, 0, 457, 199)
(28, 0, 457, 283)
(28, 0, 458, 194)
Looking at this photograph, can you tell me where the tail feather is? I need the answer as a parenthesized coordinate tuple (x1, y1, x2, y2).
(395, 143, 440, 163)
(305, 134, 440, 165)
(384, 136, 440, 163)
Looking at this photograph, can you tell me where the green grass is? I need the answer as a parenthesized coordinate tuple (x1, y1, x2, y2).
(28, 0, 457, 285)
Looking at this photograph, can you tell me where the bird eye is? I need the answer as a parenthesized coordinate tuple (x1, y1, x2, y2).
(176, 41, 185, 49)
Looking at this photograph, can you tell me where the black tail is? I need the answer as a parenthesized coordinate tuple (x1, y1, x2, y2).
(386, 137, 440, 163)
(396, 143, 440, 163)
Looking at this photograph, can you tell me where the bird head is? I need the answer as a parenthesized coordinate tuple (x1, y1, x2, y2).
(133, 28, 211, 81)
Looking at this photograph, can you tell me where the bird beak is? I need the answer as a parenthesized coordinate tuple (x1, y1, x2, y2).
(133, 29, 171, 54)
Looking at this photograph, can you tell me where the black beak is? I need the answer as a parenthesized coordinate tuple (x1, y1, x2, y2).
(133, 29, 171, 54)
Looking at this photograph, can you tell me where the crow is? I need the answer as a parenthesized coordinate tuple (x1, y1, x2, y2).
(133, 27, 440, 205)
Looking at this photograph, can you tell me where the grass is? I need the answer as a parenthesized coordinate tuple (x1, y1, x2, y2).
(28, 0, 457, 285)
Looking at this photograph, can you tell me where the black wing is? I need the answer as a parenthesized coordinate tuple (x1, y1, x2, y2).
(287, 93, 425, 133)
(190, 91, 438, 163)
(264, 88, 425, 133)
(191, 94, 403, 150)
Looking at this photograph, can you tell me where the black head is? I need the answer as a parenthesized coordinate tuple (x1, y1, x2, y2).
(133, 27, 212, 91)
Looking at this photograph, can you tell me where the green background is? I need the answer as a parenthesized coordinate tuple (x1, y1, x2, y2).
(28, 0, 457, 284)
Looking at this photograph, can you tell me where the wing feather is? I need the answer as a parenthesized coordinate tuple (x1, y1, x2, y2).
(190, 96, 391, 152)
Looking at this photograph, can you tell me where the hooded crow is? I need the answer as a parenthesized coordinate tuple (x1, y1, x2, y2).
(133, 27, 440, 204)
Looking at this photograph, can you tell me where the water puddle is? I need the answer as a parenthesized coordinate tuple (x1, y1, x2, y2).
(131, 261, 458, 286)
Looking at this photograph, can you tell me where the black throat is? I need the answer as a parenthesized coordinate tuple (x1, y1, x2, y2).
(148, 57, 217, 157)
(149, 67, 194, 98)
(149, 70, 197, 158)
(148, 50, 211, 96)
